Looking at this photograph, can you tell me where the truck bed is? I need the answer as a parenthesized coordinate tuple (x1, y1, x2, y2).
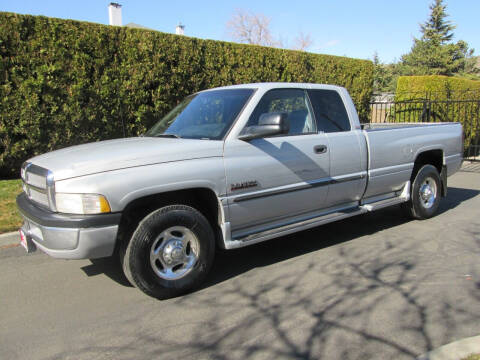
(361, 121, 463, 199)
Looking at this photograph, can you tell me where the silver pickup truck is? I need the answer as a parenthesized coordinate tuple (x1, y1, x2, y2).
(17, 83, 463, 299)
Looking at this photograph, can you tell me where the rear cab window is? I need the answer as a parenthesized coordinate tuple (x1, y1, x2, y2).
(307, 90, 351, 133)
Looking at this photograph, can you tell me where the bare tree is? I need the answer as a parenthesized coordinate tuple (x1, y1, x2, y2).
(292, 32, 313, 51)
(227, 9, 313, 51)
(226, 9, 277, 47)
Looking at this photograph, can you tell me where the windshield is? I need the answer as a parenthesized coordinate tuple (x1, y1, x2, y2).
(145, 89, 254, 140)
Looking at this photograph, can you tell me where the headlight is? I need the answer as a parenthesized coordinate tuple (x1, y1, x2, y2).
(55, 193, 111, 214)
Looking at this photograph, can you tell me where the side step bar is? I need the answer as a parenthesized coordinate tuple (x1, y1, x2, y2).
(223, 182, 410, 250)
(361, 195, 407, 212)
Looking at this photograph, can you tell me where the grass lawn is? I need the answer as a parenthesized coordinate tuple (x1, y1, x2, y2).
(463, 355, 480, 360)
(0, 179, 22, 234)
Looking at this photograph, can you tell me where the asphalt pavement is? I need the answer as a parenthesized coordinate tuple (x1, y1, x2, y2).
(1, 171, 479, 360)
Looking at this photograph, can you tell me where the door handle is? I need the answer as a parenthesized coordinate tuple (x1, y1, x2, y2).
(314, 145, 327, 154)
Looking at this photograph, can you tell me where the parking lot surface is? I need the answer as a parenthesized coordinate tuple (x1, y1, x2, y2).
(1, 171, 479, 360)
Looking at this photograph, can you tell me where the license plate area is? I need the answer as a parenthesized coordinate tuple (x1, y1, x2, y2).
(19, 229, 37, 253)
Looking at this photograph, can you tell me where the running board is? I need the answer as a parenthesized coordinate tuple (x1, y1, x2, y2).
(360, 196, 407, 212)
(226, 207, 367, 249)
(223, 182, 411, 250)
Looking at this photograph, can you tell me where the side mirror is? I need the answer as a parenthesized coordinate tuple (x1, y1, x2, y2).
(238, 112, 289, 141)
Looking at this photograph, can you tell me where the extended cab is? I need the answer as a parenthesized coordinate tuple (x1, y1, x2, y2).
(17, 83, 463, 299)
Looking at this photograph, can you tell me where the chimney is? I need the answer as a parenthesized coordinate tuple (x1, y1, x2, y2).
(175, 23, 185, 35)
(108, 3, 122, 26)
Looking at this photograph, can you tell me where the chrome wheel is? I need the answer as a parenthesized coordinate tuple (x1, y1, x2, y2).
(419, 176, 437, 209)
(149, 226, 200, 280)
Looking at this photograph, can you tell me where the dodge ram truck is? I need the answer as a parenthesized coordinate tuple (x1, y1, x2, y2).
(17, 83, 463, 299)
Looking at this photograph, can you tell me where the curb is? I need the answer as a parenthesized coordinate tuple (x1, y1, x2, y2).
(0, 231, 19, 247)
(417, 335, 480, 360)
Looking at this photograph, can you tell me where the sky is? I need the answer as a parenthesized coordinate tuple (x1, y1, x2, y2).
(1, 0, 478, 63)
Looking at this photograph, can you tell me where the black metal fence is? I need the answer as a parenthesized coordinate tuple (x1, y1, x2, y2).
(369, 96, 480, 161)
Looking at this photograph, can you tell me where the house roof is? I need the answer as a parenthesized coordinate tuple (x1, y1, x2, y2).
(124, 22, 151, 30)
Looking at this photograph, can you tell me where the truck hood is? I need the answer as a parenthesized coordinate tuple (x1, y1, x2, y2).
(29, 137, 224, 181)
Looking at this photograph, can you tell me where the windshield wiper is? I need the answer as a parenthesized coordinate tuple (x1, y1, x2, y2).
(153, 133, 181, 138)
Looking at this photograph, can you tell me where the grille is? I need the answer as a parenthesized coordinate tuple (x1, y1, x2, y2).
(21, 163, 54, 209)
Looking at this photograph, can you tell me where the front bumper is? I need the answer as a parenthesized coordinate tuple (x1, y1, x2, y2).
(16, 193, 122, 259)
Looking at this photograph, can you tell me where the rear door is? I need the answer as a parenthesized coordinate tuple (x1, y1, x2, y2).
(223, 88, 331, 236)
(307, 89, 367, 208)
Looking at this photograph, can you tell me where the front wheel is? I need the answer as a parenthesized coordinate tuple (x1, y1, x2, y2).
(122, 205, 215, 299)
(403, 164, 441, 220)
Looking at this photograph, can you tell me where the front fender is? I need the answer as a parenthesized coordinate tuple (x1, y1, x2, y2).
(54, 157, 226, 212)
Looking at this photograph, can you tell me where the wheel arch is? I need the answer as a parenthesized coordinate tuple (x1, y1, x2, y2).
(411, 148, 446, 196)
(117, 187, 225, 250)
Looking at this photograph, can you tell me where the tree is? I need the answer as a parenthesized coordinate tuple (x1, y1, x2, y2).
(420, 0, 455, 44)
(401, 39, 473, 75)
(464, 56, 480, 77)
(292, 32, 313, 51)
(400, 0, 474, 76)
(226, 9, 277, 47)
(226, 9, 313, 51)
(372, 52, 396, 93)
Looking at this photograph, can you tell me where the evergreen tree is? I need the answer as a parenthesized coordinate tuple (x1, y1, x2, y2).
(372, 52, 396, 93)
(420, 0, 455, 44)
(400, 0, 473, 76)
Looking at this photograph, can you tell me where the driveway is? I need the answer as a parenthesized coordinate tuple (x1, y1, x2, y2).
(1, 171, 479, 360)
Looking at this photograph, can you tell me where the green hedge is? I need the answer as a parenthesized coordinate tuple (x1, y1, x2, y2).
(394, 76, 479, 156)
(396, 75, 480, 101)
(0, 12, 373, 178)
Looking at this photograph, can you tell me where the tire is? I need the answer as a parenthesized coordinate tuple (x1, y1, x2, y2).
(119, 237, 135, 286)
(122, 205, 215, 299)
(403, 164, 441, 220)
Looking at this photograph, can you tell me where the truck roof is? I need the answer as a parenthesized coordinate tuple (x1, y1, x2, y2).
(201, 82, 347, 92)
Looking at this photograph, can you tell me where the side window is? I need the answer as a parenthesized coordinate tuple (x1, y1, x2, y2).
(247, 89, 315, 135)
(307, 90, 351, 133)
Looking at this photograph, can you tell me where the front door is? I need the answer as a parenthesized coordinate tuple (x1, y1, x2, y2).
(223, 88, 331, 237)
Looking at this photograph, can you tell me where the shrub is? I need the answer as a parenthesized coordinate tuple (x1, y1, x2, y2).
(396, 75, 480, 101)
(0, 12, 373, 178)
(394, 76, 479, 155)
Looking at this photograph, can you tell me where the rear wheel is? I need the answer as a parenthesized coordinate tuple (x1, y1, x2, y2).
(122, 205, 215, 299)
(403, 164, 441, 220)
